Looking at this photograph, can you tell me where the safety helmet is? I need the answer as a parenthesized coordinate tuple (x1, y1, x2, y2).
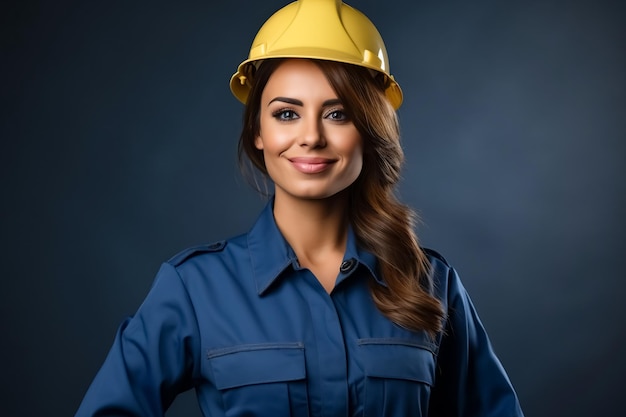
(230, 0, 403, 109)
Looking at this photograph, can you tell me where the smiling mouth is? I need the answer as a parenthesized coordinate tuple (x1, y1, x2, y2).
(288, 157, 336, 174)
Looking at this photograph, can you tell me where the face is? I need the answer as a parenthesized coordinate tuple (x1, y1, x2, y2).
(254, 59, 363, 203)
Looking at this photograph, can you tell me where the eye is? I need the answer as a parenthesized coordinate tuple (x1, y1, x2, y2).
(325, 109, 349, 122)
(271, 109, 299, 121)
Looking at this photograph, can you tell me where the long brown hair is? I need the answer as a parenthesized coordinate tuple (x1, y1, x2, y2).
(238, 58, 445, 337)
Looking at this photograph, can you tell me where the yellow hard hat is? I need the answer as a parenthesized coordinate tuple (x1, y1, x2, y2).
(230, 0, 403, 109)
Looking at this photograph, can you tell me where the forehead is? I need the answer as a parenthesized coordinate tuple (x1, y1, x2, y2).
(261, 59, 337, 101)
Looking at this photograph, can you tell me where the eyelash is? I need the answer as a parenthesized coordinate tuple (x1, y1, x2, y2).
(270, 108, 349, 122)
(271, 108, 298, 121)
(326, 109, 348, 121)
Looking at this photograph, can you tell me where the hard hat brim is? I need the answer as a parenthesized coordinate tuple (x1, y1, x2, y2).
(230, 56, 403, 110)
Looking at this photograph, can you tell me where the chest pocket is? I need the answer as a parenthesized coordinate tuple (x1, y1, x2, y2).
(358, 339, 436, 417)
(207, 343, 309, 417)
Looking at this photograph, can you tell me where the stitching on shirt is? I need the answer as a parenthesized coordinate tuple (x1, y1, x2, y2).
(356, 338, 437, 355)
(206, 342, 305, 359)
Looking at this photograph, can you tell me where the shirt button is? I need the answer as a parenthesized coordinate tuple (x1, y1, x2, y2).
(207, 241, 225, 251)
(339, 258, 356, 273)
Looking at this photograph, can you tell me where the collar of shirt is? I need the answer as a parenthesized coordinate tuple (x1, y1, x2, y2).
(247, 198, 384, 295)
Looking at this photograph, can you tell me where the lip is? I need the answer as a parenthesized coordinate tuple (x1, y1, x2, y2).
(288, 157, 336, 174)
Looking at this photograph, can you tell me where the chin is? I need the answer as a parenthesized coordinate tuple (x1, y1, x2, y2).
(287, 187, 350, 201)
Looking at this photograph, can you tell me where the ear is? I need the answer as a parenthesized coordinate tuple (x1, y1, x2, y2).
(254, 135, 264, 150)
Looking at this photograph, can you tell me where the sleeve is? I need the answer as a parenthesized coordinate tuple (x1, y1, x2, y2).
(428, 265, 524, 417)
(75, 262, 201, 417)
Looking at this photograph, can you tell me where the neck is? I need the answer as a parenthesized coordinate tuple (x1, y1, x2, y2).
(273, 191, 349, 265)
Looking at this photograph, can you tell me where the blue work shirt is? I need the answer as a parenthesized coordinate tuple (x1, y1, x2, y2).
(76, 200, 524, 416)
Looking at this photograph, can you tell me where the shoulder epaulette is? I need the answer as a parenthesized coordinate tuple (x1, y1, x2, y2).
(423, 247, 450, 266)
(167, 241, 227, 267)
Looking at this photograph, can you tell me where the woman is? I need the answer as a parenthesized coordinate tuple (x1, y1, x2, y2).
(76, 1, 524, 416)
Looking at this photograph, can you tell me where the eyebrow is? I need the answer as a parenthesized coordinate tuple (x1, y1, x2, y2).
(268, 97, 342, 107)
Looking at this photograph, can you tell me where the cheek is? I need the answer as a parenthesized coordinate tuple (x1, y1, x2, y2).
(353, 138, 365, 177)
(353, 147, 364, 175)
(255, 125, 293, 155)
(355, 141, 364, 160)
(345, 133, 364, 163)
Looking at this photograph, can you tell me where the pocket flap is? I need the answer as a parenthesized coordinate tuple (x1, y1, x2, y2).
(208, 343, 306, 389)
(358, 339, 435, 385)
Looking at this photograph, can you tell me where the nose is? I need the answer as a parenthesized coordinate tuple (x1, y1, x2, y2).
(297, 117, 326, 148)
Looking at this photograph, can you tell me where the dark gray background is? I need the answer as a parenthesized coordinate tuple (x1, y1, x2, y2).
(2, 0, 624, 416)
